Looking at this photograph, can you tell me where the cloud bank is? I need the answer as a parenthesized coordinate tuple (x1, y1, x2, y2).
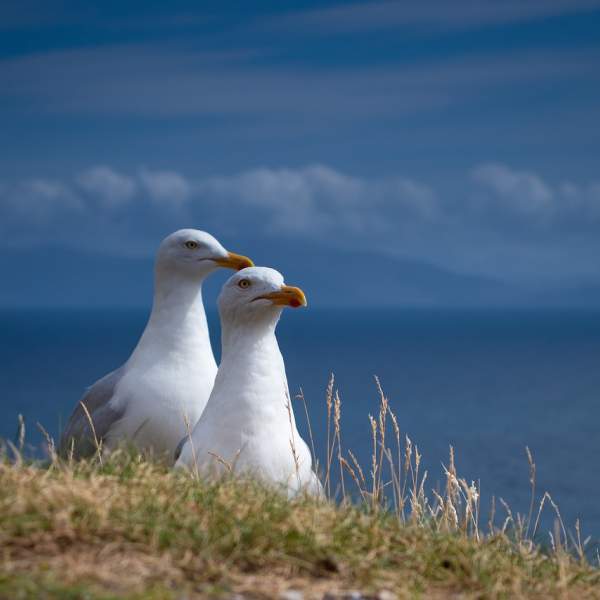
(2, 163, 600, 289)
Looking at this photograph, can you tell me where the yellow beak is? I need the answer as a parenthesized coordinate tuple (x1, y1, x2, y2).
(213, 252, 254, 271)
(257, 285, 307, 308)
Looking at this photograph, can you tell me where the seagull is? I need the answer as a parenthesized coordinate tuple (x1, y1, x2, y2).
(59, 229, 253, 461)
(175, 266, 321, 496)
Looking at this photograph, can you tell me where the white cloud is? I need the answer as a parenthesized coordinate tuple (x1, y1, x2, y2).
(558, 181, 600, 220)
(139, 168, 191, 205)
(200, 165, 438, 236)
(2, 179, 82, 225)
(471, 163, 554, 217)
(471, 163, 600, 225)
(77, 166, 136, 207)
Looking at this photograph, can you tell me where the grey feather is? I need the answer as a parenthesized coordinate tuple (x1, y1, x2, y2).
(59, 367, 126, 459)
(173, 436, 187, 462)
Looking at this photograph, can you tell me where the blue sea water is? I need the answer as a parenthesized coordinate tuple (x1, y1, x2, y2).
(1, 308, 599, 547)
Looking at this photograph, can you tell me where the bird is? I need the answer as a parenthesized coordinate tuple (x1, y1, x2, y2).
(175, 266, 321, 496)
(59, 229, 253, 461)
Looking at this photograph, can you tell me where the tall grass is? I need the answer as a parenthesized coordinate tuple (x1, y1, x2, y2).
(310, 375, 595, 562)
(1, 376, 599, 598)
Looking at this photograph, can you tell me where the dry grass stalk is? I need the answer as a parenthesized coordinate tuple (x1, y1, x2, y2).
(499, 497, 515, 535)
(387, 405, 404, 520)
(285, 390, 301, 489)
(296, 388, 317, 472)
(532, 492, 550, 541)
(17, 414, 25, 452)
(324, 373, 335, 498)
(347, 449, 366, 488)
(525, 445, 536, 539)
(36, 422, 57, 465)
(369, 414, 378, 508)
(182, 412, 200, 480)
(402, 435, 412, 509)
(333, 390, 346, 502)
(207, 451, 234, 473)
(547, 492, 568, 549)
(374, 376, 388, 504)
(79, 400, 103, 466)
(339, 457, 367, 503)
(488, 494, 496, 534)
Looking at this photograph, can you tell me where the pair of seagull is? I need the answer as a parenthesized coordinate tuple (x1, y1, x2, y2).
(59, 229, 320, 495)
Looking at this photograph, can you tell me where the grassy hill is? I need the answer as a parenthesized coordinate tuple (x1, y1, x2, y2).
(1, 442, 599, 599)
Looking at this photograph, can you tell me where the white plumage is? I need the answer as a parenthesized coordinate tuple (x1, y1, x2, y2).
(59, 229, 253, 461)
(175, 266, 321, 496)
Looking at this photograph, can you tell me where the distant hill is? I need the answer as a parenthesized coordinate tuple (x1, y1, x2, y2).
(0, 243, 596, 309)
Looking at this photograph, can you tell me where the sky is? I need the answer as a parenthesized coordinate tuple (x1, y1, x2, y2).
(1, 0, 600, 308)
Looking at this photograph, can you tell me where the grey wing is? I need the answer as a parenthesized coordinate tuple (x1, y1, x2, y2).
(173, 435, 188, 463)
(59, 367, 126, 459)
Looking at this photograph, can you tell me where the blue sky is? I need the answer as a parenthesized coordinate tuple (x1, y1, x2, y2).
(1, 1, 600, 307)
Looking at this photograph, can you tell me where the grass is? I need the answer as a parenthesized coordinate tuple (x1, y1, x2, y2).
(1, 378, 599, 599)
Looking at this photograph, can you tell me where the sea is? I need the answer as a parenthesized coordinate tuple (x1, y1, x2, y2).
(1, 308, 599, 549)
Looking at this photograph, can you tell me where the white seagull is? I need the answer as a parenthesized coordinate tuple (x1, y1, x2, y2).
(59, 229, 253, 461)
(175, 266, 321, 496)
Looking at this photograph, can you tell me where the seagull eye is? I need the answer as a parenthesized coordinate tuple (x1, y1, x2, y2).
(184, 241, 198, 250)
(238, 278, 251, 289)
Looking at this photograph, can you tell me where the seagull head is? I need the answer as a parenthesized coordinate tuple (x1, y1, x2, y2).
(218, 266, 307, 323)
(155, 229, 253, 279)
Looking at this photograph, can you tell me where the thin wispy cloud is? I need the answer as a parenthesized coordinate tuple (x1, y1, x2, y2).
(270, 0, 600, 33)
(1, 43, 597, 119)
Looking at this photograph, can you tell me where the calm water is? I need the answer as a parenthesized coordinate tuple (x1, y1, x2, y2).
(1, 308, 599, 546)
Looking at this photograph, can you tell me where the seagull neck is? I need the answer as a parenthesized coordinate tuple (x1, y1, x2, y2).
(134, 270, 212, 358)
(217, 315, 290, 417)
(152, 268, 205, 311)
(220, 317, 280, 363)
